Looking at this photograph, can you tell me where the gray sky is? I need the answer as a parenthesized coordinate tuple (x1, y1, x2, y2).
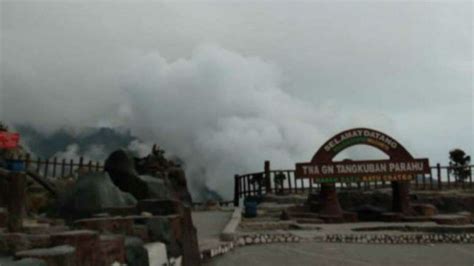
(1, 1, 472, 197)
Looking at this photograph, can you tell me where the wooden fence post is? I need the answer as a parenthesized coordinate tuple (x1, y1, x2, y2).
(233, 175, 240, 207)
(79, 157, 84, 170)
(264, 161, 271, 193)
(69, 159, 74, 177)
(436, 164, 441, 190)
(447, 165, 451, 189)
(470, 166, 473, 189)
(52, 157, 57, 178)
(25, 153, 31, 170)
(61, 159, 66, 178)
(43, 158, 49, 177)
(36, 158, 42, 173)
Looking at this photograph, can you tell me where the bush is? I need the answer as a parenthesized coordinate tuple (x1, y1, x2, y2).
(449, 149, 471, 182)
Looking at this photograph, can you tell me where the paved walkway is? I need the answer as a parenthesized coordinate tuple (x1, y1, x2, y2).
(204, 242, 474, 266)
(192, 210, 233, 251)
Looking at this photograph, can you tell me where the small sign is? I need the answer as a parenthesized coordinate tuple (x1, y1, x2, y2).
(0, 132, 20, 149)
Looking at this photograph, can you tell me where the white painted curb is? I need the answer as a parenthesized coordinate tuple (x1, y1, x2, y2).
(220, 207, 242, 241)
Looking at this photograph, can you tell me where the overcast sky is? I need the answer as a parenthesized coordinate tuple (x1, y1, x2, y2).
(0, 1, 472, 197)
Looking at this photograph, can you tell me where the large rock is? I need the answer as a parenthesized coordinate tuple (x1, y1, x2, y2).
(125, 237, 150, 266)
(146, 216, 182, 257)
(105, 150, 173, 200)
(58, 172, 136, 220)
(168, 168, 193, 207)
(139, 175, 173, 200)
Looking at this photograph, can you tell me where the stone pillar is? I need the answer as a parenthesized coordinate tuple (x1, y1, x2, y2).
(180, 206, 201, 266)
(391, 181, 412, 214)
(318, 183, 343, 217)
(50, 230, 99, 266)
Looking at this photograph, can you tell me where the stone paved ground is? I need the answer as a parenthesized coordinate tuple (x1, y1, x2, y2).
(204, 242, 474, 266)
(192, 210, 233, 251)
(0, 256, 12, 265)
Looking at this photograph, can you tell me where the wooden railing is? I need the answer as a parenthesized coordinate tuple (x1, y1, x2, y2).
(234, 161, 474, 206)
(5, 154, 104, 179)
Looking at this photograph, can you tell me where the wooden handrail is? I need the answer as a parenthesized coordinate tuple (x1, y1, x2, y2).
(234, 164, 474, 206)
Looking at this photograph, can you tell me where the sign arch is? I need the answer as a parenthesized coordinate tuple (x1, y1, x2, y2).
(295, 127, 430, 216)
(311, 128, 414, 163)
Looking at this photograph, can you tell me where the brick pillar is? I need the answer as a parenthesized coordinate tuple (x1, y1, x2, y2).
(15, 245, 76, 266)
(50, 230, 99, 266)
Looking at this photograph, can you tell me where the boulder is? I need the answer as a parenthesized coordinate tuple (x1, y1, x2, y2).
(104, 150, 173, 200)
(168, 167, 193, 206)
(146, 216, 181, 257)
(138, 175, 173, 200)
(125, 237, 149, 266)
(58, 172, 136, 220)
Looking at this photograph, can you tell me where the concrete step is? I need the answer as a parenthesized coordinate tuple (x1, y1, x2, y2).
(293, 218, 324, 224)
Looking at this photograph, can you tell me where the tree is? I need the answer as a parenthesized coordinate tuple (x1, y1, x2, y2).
(0, 122, 8, 132)
(449, 149, 471, 182)
(273, 172, 286, 195)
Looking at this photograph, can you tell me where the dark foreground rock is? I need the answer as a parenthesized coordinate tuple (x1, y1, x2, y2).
(125, 237, 149, 266)
(58, 172, 137, 220)
(105, 150, 172, 200)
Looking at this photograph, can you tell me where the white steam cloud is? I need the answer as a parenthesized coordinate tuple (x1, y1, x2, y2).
(121, 45, 377, 198)
(1, 43, 403, 199)
(2, 2, 471, 199)
(53, 144, 107, 162)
